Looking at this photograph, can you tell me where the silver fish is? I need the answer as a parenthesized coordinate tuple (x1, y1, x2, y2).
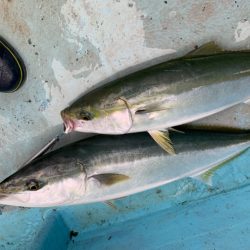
(61, 42, 250, 154)
(0, 131, 249, 207)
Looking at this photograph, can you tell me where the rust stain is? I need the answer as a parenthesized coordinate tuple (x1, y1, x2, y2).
(1, 0, 30, 37)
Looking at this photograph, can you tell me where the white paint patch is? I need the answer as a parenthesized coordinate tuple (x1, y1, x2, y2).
(59, 0, 176, 84)
(235, 21, 250, 42)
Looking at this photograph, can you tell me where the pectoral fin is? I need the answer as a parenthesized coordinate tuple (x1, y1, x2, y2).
(135, 103, 171, 114)
(89, 173, 130, 186)
(148, 130, 176, 155)
(193, 147, 249, 186)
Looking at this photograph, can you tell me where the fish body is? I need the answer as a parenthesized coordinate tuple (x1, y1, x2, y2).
(62, 46, 250, 135)
(182, 103, 250, 132)
(61, 44, 250, 153)
(0, 131, 249, 207)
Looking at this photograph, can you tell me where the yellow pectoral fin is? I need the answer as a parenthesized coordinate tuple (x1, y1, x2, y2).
(148, 130, 176, 155)
(89, 173, 130, 186)
(135, 103, 172, 115)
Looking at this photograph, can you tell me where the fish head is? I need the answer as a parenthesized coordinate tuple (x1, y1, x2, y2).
(61, 97, 133, 134)
(0, 169, 47, 194)
(0, 157, 88, 207)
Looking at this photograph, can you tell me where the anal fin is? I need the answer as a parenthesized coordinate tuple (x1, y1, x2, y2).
(148, 130, 176, 155)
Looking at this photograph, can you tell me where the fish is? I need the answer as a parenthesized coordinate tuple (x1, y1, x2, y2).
(180, 103, 250, 132)
(0, 131, 249, 207)
(61, 42, 250, 154)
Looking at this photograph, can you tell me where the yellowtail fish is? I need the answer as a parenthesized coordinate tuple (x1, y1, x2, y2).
(0, 131, 249, 207)
(61, 42, 250, 154)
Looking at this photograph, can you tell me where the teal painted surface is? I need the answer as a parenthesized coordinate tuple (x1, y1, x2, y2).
(0, 148, 250, 249)
(68, 185, 250, 250)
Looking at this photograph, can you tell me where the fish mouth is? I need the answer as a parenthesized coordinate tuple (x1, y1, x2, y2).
(61, 110, 75, 133)
(63, 119, 75, 133)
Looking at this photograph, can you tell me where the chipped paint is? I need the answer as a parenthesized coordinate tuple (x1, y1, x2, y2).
(235, 20, 250, 42)
(169, 11, 177, 18)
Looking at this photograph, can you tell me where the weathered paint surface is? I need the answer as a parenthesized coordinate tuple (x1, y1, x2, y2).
(1, 0, 250, 180)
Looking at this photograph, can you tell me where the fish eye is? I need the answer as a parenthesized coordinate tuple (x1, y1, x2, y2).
(26, 180, 40, 191)
(79, 111, 93, 121)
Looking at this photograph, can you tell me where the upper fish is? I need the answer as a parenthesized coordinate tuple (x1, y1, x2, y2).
(61, 42, 250, 154)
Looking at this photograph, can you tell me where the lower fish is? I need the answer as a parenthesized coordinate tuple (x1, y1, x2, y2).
(182, 103, 250, 132)
(0, 131, 249, 207)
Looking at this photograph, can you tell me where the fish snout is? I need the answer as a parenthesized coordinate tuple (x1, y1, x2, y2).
(61, 110, 75, 133)
(60, 109, 70, 120)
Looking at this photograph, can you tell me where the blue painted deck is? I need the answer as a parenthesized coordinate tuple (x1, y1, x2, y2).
(0, 149, 250, 249)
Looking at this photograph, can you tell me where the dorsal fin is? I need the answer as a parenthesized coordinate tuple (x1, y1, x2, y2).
(185, 42, 224, 57)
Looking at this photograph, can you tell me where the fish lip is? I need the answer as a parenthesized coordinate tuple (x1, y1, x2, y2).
(61, 110, 74, 133)
(63, 119, 75, 133)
